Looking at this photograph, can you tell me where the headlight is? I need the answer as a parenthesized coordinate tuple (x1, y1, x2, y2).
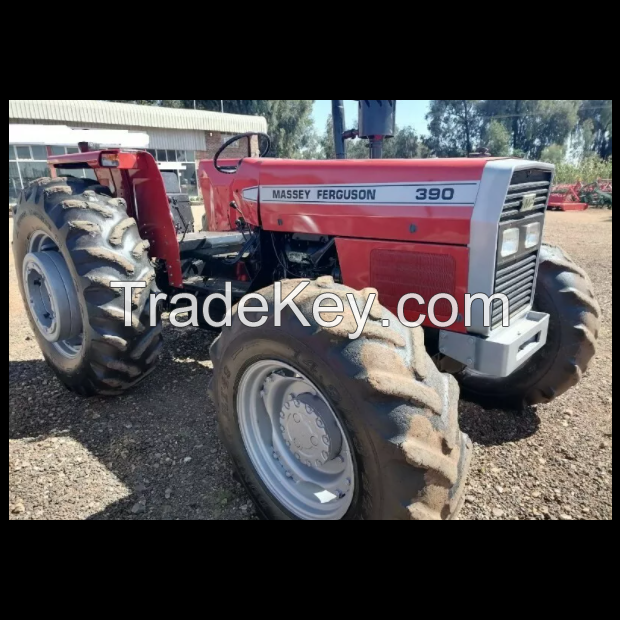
(525, 222, 542, 249)
(501, 228, 520, 258)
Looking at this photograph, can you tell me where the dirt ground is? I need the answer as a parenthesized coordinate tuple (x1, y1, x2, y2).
(9, 210, 613, 520)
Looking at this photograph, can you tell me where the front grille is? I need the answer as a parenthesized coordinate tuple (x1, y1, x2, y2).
(501, 169, 552, 221)
(492, 254, 538, 328)
(492, 168, 553, 330)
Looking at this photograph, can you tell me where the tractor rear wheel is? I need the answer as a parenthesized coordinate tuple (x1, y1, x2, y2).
(13, 176, 163, 396)
(210, 277, 472, 520)
(458, 244, 601, 408)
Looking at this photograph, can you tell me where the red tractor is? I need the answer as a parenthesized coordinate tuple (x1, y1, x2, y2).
(12, 100, 601, 520)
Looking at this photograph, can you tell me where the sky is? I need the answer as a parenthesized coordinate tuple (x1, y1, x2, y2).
(313, 100, 430, 136)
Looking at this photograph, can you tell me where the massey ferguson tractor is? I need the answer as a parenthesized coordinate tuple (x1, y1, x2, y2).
(13, 100, 601, 521)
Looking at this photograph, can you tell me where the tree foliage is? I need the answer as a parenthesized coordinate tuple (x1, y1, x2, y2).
(540, 144, 567, 166)
(555, 156, 613, 185)
(578, 100, 613, 160)
(426, 100, 482, 157)
(319, 116, 427, 160)
(478, 100, 580, 159)
(483, 120, 512, 157)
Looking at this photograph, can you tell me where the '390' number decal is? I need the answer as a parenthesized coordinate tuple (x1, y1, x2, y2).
(416, 187, 456, 201)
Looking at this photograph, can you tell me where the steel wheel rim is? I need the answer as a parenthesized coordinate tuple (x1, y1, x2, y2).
(24, 231, 83, 359)
(237, 360, 356, 520)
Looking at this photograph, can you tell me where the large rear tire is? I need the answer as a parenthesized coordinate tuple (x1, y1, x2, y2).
(210, 277, 472, 520)
(13, 176, 163, 396)
(459, 244, 601, 407)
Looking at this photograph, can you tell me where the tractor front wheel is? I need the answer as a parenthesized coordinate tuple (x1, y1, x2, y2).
(458, 244, 601, 407)
(210, 277, 472, 520)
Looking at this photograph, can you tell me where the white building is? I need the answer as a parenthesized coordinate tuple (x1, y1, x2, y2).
(9, 100, 267, 204)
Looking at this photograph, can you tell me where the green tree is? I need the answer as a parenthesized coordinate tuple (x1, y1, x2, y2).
(320, 117, 426, 160)
(578, 100, 612, 160)
(426, 100, 483, 157)
(268, 100, 315, 159)
(320, 116, 337, 159)
(483, 120, 512, 157)
(540, 144, 567, 166)
(384, 127, 424, 159)
(480, 100, 580, 159)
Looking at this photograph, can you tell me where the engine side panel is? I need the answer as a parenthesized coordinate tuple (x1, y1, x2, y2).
(337, 238, 470, 334)
(255, 158, 485, 244)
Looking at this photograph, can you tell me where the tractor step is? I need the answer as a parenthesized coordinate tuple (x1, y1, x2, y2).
(183, 276, 252, 299)
(179, 231, 246, 257)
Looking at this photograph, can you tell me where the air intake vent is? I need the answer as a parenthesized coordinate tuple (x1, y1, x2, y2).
(492, 254, 538, 329)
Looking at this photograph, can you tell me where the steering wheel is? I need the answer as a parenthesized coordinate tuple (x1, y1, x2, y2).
(213, 132, 272, 175)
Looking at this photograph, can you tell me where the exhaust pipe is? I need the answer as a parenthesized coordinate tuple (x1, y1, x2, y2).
(332, 100, 347, 160)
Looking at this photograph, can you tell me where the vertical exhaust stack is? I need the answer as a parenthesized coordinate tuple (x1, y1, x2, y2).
(358, 100, 397, 159)
(332, 100, 347, 160)
(331, 100, 397, 159)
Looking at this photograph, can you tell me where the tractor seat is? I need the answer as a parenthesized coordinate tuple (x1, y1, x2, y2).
(178, 231, 246, 256)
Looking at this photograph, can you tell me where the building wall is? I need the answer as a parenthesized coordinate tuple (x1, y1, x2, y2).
(9, 122, 261, 204)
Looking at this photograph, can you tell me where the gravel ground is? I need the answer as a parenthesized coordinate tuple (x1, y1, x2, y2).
(9, 210, 613, 520)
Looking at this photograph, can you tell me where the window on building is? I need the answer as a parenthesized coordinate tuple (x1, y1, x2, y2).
(67, 147, 79, 155)
(9, 162, 21, 204)
(222, 134, 240, 148)
(50, 146, 66, 156)
(180, 163, 198, 197)
(16, 146, 33, 160)
(20, 162, 51, 188)
(31, 146, 48, 160)
(157, 150, 167, 162)
(9, 145, 16, 161)
(147, 149, 157, 159)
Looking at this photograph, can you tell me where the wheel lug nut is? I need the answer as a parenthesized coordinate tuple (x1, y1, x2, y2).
(335, 490, 345, 499)
(316, 419, 325, 429)
(273, 452, 279, 460)
(315, 460, 322, 468)
(347, 478, 352, 487)
(285, 471, 293, 479)
(322, 451, 329, 461)
(322, 436, 330, 446)
(295, 454, 301, 461)
(280, 426, 285, 433)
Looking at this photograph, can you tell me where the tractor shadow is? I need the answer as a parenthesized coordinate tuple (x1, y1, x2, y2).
(458, 399, 541, 447)
(9, 325, 255, 521)
(10, 321, 540, 519)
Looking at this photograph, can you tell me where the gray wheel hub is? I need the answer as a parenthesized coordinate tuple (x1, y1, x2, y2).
(23, 232, 83, 358)
(237, 360, 355, 520)
(281, 395, 343, 468)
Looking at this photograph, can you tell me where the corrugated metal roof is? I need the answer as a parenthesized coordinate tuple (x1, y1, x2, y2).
(8, 100, 268, 134)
